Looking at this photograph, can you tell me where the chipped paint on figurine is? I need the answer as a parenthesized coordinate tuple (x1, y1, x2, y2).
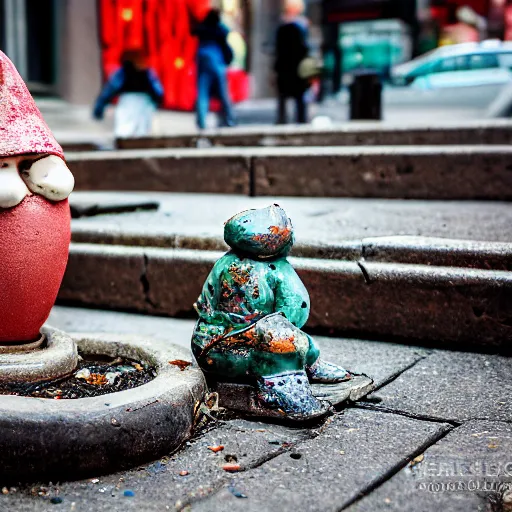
(192, 204, 353, 421)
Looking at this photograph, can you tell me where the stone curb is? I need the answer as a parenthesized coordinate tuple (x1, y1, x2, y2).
(70, 226, 512, 271)
(59, 244, 512, 349)
(66, 146, 512, 199)
(0, 331, 206, 481)
(114, 121, 512, 149)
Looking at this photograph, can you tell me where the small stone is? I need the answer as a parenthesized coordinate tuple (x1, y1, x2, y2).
(124, 489, 135, 497)
(75, 368, 91, 380)
(179, 470, 189, 476)
(105, 372, 120, 385)
(50, 497, 63, 504)
(223, 463, 241, 472)
(228, 486, 247, 499)
(117, 365, 136, 373)
(89, 478, 99, 484)
(1, 487, 8, 495)
(410, 454, 424, 467)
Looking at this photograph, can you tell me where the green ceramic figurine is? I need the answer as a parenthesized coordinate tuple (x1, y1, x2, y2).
(192, 204, 357, 421)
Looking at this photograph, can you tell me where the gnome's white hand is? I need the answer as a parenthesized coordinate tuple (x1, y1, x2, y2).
(0, 155, 74, 208)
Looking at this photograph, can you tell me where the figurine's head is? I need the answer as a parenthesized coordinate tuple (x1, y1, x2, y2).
(224, 204, 294, 259)
(0, 51, 74, 209)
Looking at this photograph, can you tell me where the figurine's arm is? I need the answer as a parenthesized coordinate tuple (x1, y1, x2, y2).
(273, 262, 310, 329)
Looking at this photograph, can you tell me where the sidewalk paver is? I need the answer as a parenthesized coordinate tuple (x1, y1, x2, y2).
(346, 420, 512, 512)
(0, 410, 451, 512)
(370, 350, 512, 422)
(192, 410, 451, 512)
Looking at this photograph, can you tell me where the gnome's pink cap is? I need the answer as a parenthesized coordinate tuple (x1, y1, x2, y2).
(0, 50, 64, 159)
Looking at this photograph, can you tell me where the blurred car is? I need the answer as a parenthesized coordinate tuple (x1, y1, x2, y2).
(391, 40, 512, 89)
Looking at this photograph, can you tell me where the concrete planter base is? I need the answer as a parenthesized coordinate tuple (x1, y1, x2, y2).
(0, 332, 206, 481)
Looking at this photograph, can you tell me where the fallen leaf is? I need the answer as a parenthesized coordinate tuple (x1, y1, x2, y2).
(410, 454, 424, 467)
(132, 363, 144, 372)
(86, 373, 108, 386)
(208, 445, 224, 453)
(488, 443, 499, 449)
(169, 360, 192, 371)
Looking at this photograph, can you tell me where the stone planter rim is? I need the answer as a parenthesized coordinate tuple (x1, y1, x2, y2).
(0, 330, 206, 481)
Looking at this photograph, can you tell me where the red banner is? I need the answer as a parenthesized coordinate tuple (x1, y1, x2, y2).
(99, 0, 249, 111)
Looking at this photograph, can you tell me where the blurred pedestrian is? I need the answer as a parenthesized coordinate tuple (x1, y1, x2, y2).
(274, 0, 311, 124)
(93, 49, 163, 138)
(193, 9, 235, 130)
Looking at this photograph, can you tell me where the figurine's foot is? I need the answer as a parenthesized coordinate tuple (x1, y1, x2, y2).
(307, 358, 352, 384)
(256, 370, 331, 421)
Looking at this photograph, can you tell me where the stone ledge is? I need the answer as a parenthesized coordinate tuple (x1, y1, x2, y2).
(114, 120, 512, 149)
(58, 244, 512, 349)
(66, 145, 512, 199)
(70, 226, 512, 271)
(66, 149, 251, 195)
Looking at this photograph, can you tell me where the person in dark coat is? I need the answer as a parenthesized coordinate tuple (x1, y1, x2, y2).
(193, 9, 235, 130)
(274, 0, 310, 124)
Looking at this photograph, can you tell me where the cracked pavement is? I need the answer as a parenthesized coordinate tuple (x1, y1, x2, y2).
(3, 307, 508, 512)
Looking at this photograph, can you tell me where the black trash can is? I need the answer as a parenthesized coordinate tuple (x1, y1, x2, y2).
(349, 70, 382, 120)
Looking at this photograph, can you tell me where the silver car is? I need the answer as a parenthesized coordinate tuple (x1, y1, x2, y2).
(391, 40, 512, 89)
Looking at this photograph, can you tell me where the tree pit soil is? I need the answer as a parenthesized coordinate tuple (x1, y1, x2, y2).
(0, 353, 157, 399)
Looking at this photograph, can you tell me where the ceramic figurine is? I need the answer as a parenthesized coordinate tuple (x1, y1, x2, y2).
(0, 50, 74, 344)
(192, 204, 357, 421)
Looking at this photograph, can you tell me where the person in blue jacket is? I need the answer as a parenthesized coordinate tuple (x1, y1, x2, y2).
(193, 9, 235, 130)
(93, 49, 164, 138)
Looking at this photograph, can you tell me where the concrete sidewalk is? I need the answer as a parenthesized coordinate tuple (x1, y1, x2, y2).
(1, 305, 509, 512)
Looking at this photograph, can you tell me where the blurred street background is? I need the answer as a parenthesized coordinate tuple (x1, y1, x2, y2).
(2, 0, 512, 143)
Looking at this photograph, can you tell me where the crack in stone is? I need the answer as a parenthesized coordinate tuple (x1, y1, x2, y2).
(351, 403, 462, 427)
(337, 422, 456, 511)
(140, 254, 158, 309)
(356, 260, 371, 285)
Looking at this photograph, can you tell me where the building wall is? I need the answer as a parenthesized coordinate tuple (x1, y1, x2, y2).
(57, 0, 102, 105)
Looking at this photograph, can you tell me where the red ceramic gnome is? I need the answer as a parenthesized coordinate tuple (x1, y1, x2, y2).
(0, 51, 74, 344)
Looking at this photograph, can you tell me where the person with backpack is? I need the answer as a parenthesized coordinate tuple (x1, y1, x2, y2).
(193, 9, 236, 130)
(93, 48, 164, 138)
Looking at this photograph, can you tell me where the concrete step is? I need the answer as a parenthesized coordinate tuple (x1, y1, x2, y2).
(67, 145, 512, 199)
(115, 120, 512, 150)
(69, 193, 512, 270)
(59, 243, 512, 351)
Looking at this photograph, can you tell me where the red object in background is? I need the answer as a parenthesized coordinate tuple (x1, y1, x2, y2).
(99, 0, 249, 111)
(0, 196, 71, 343)
(505, 5, 512, 40)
